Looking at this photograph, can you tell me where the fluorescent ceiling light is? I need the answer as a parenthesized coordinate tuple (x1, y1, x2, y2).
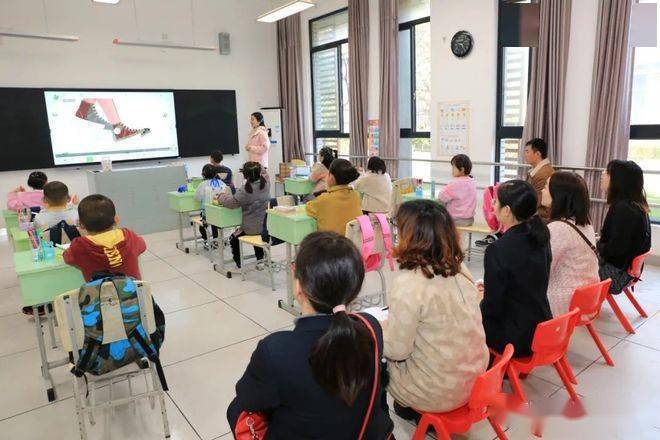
(0, 31, 79, 42)
(92, 0, 120, 4)
(257, 0, 315, 23)
(112, 38, 217, 51)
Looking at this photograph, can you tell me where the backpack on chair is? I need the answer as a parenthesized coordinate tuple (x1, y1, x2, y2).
(347, 213, 395, 273)
(482, 185, 501, 232)
(46, 220, 81, 245)
(70, 274, 168, 391)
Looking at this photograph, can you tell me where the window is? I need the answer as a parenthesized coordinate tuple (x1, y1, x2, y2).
(495, 1, 532, 182)
(629, 0, 660, 222)
(399, 0, 430, 179)
(310, 9, 350, 156)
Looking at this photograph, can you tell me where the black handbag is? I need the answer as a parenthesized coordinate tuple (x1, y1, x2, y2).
(552, 219, 635, 295)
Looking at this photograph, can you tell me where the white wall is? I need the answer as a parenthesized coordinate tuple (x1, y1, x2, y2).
(0, 0, 279, 208)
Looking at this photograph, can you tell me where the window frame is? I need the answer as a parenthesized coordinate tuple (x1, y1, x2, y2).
(495, 1, 532, 182)
(399, 16, 431, 140)
(309, 8, 350, 154)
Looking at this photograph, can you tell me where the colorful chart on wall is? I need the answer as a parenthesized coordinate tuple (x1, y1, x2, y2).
(437, 101, 470, 157)
(368, 119, 380, 156)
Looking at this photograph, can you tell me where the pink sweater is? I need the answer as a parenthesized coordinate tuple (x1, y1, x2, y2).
(7, 190, 45, 211)
(245, 126, 270, 168)
(438, 176, 476, 220)
(547, 221, 600, 317)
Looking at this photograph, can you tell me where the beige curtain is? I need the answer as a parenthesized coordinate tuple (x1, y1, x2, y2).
(277, 15, 305, 162)
(585, 0, 635, 229)
(348, 0, 370, 168)
(379, 0, 399, 178)
(521, 0, 572, 167)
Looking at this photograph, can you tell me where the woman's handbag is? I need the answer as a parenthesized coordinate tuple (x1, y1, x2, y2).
(553, 219, 634, 295)
(233, 313, 385, 440)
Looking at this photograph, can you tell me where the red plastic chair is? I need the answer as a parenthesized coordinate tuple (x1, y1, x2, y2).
(412, 344, 514, 440)
(605, 251, 651, 334)
(569, 279, 614, 366)
(493, 309, 581, 404)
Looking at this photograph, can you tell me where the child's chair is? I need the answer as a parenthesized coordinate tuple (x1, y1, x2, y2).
(44, 220, 81, 245)
(390, 177, 414, 215)
(345, 213, 395, 310)
(604, 251, 651, 334)
(569, 279, 614, 366)
(492, 309, 581, 404)
(237, 195, 295, 291)
(412, 344, 514, 440)
(53, 280, 170, 440)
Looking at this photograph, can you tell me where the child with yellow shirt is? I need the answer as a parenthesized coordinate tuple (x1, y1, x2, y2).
(306, 159, 362, 236)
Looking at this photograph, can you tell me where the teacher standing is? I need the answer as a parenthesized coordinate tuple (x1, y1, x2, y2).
(245, 111, 270, 168)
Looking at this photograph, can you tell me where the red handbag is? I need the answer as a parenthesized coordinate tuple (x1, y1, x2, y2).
(233, 313, 382, 440)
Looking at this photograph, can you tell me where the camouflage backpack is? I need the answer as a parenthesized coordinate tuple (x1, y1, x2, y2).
(73, 275, 168, 391)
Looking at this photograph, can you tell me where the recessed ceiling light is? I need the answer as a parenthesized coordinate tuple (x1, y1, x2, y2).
(92, 0, 120, 4)
(257, 0, 315, 23)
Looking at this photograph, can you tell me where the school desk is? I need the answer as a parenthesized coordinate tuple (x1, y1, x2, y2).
(203, 203, 242, 276)
(3, 209, 18, 230)
(266, 206, 317, 315)
(167, 191, 202, 253)
(284, 177, 315, 197)
(9, 227, 31, 252)
(13, 248, 85, 402)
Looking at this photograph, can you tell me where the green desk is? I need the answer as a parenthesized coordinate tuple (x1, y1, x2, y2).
(168, 191, 202, 253)
(402, 192, 437, 203)
(9, 227, 31, 252)
(266, 206, 317, 315)
(3, 209, 18, 230)
(14, 249, 85, 402)
(204, 203, 242, 276)
(284, 178, 315, 197)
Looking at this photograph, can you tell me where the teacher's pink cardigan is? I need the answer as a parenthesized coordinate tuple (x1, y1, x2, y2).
(245, 126, 270, 168)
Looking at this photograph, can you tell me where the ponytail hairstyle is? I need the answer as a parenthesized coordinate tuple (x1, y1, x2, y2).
(241, 161, 266, 194)
(548, 171, 591, 226)
(497, 179, 550, 246)
(318, 147, 338, 170)
(251, 111, 266, 127)
(201, 164, 219, 180)
(27, 171, 48, 190)
(329, 158, 360, 185)
(295, 231, 372, 406)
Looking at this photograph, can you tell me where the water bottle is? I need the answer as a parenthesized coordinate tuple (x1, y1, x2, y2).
(204, 185, 213, 204)
(415, 181, 423, 197)
(430, 181, 436, 198)
(184, 163, 190, 181)
(19, 208, 31, 231)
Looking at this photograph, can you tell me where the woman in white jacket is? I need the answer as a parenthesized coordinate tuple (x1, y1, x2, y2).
(245, 112, 269, 168)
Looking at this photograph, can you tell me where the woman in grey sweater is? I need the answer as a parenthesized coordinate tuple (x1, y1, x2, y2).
(217, 161, 271, 268)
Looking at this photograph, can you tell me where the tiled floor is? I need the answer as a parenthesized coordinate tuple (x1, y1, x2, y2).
(0, 228, 658, 439)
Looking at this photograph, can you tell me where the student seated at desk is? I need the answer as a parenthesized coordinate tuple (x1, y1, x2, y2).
(437, 154, 476, 226)
(479, 180, 552, 357)
(306, 159, 362, 236)
(195, 164, 229, 245)
(34, 181, 80, 245)
(385, 200, 488, 420)
(64, 194, 146, 281)
(210, 150, 235, 191)
(354, 156, 392, 214)
(7, 171, 48, 212)
(308, 147, 337, 198)
(227, 232, 394, 439)
(217, 162, 270, 268)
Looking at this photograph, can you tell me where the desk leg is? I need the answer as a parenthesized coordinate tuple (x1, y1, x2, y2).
(213, 227, 234, 278)
(467, 232, 473, 262)
(46, 304, 57, 349)
(34, 306, 56, 402)
(278, 243, 300, 316)
(175, 213, 190, 254)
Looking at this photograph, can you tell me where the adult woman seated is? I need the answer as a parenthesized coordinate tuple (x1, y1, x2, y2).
(541, 172, 599, 316)
(227, 231, 394, 439)
(598, 160, 651, 293)
(384, 199, 488, 420)
(479, 180, 553, 357)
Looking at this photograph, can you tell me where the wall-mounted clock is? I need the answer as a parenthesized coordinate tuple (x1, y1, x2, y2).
(451, 31, 473, 58)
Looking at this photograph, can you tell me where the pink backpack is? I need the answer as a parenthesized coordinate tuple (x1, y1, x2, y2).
(482, 184, 500, 232)
(356, 213, 395, 273)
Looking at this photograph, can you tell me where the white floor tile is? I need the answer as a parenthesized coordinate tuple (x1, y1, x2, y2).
(627, 311, 660, 351)
(0, 312, 39, 357)
(0, 269, 19, 290)
(164, 254, 213, 276)
(151, 277, 219, 314)
(593, 294, 659, 339)
(140, 259, 183, 284)
(159, 301, 267, 366)
(147, 239, 187, 259)
(0, 286, 23, 318)
(140, 249, 160, 263)
(165, 337, 261, 440)
(143, 229, 182, 246)
(188, 270, 266, 299)
(223, 289, 294, 332)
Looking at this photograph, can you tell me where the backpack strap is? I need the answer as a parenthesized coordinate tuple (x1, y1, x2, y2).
(73, 279, 106, 376)
(130, 328, 169, 391)
(350, 313, 381, 440)
(373, 213, 395, 271)
(356, 215, 376, 264)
